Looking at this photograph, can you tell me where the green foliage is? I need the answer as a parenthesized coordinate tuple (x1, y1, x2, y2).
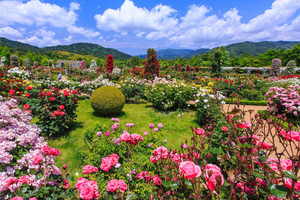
(118, 78, 146, 103)
(130, 56, 140, 67)
(238, 89, 264, 101)
(90, 86, 125, 116)
(211, 46, 230, 76)
(283, 60, 296, 75)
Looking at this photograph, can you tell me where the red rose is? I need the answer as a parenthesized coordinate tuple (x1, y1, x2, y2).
(74, 99, 78, 104)
(46, 91, 52, 96)
(54, 110, 60, 116)
(222, 126, 228, 132)
(64, 91, 70, 96)
(41, 92, 45, 97)
(59, 105, 65, 110)
(195, 128, 205, 135)
(26, 86, 32, 90)
(60, 111, 66, 116)
(23, 104, 30, 110)
(51, 113, 56, 117)
(25, 110, 31, 114)
(54, 88, 59, 92)
(25, 93, 30, 98)
(50, 97, 55, 101)
(152, 175, 162, 186)
(41, 145, 51, 154)
(72, 90, 78, 94)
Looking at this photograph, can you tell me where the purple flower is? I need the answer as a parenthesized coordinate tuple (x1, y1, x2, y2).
(97, 132, 102, 136)
(154, 128, 158, 132)
(148, 143, 154, 147)
(158, 123, 163, 128)
(111, 118, 116, 121)
(149, 123, 154, 128)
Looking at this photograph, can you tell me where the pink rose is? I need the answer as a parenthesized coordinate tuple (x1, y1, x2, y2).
(6, 177, 18, 187)
(32, 153, 43, 165)
(149, 123, 154, 128)
(153, 146, 168, 160)
(205, 164, 224, 191)
(118, 180, 127, 193)
(179, 161, 202, 179)
(75, 177, 89, 190)
(29, 198, 38, 200)
(256, 141, 272, 150)
(106, 179, 119, 192)
(11, 197, 23, 200)
(41, 145, 50, 154)
(82, 165, 98, 174)
(19, 175, 29, 184)
(284, 179, 300, 191)
(119, 132, 130, 142)
(100, 157, 112, 172)
(108, 154, 119, 166)
(280, 159, 292, 171)
(80, 185, 94, 200)
(150, 156, 157, 163)
(152, 174, 162, 185)
(222, 126, 228, 132)
(279, 130, 300, 141)
(195, 128, 205, 135)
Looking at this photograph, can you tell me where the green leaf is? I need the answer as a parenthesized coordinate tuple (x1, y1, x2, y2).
(283, 171, 297, 179)
(185, 181, 192, 189)
(252, 171, 265, 180)
(270, 184, 288, 199)
(30, 168, 37, 175)
(126, 193, 137, 200)
(170, 182, 179, 189)
(210, 147, 223, 154)
(162, 181, 170, 188)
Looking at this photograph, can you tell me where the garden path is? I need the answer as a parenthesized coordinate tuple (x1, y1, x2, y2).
(223, 104, 295, 159)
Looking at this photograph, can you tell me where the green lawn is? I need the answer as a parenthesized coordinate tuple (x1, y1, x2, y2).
(47, 100, 198, 177)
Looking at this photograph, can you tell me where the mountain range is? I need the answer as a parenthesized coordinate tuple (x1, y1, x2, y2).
(0, 37, 299, 60)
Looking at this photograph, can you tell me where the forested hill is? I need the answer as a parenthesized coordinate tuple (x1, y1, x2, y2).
(0, 37, 131, 59)
(42, 43, 131, 60)
(217, 41, 300, 57)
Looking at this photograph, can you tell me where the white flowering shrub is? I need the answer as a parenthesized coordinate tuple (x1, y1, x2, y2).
(7, 67, 30, 79)
(78, 75, 115, 96)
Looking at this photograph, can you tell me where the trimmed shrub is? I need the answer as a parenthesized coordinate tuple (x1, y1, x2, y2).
(90, 86, 125, 116)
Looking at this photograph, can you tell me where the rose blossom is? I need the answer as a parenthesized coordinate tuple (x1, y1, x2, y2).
(106, 179, 119, 192)
(82, 165, 98, 174)
(80, 184, 94, 200)
(100, 157, 112, 172)
(179, 161, 202, 179)
(158, 123, 163, 128)
(195, 128, 205, 135)
(222, 126, 228, 132)
(59, 105, 65, 110)
(152, 175, 162, 186)
(32, 153, 43, 165)
(119, 132, 130, 142)
(118, 180, 128, 193)
(11, 197, 23, 200)
(279, 130, 300, 141)
(108, 153, 119, 166)
(149, 123, 154, 128)
(23, 104, 30, 110)
(154, 128, 158, 132)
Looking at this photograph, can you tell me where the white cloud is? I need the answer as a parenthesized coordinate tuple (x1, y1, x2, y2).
(136, 31, 145, 38)
(64, 36, 73, 42)
(0, 0, 78, 28)
(70, 2, 80, 11)
(0, 26, 23, 38)
(94, 0, 178, 33)
(67, 26, 100, 38)
(19, 27, 60, 47)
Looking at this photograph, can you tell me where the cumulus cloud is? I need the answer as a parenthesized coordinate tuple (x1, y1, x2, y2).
(0, 27, 23, 38)
(67, 26, 101, 38)
(64, 36, 73, 42)
(94, 0, 178, 34)
(0, 0, 78, 28)
(19, 27, 60, 47)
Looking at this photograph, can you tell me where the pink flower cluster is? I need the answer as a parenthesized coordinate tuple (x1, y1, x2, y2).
(100, 153, 120, 172)
(119, 131, 143, 145)
(204, 164, 224, 191)
(75, 177, 100, 200)
(150, 146, 168, 163)
(111, 118, 119, 122)
(135, 171, 162, 186)
(0, 97, 63, 198)
(82, 165, 98, 175)
(265, 86, 300, 116)
(106, 179, 127, 193)
(279, 129, 300, 141)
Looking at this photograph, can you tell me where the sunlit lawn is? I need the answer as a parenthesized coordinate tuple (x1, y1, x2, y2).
(47, 100, 199, 179)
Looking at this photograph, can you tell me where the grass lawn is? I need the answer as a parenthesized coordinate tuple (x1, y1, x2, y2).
(47, 100, 199, 178)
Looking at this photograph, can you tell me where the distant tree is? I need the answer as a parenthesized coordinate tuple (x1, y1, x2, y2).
(41, 57, 49, 66)
(1, 46, 11, 65)
(211, 46, 230, 77)
(143, 48, 159, 79)
(65, 62, 70, 68)
(130, 56, 140, 67)
(53, 57, 58, 66)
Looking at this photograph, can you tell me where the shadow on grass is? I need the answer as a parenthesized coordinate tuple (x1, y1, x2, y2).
(91, 111, 127, 118)
(43, 121, 84, 140)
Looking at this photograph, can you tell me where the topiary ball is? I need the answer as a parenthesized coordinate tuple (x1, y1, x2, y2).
(90, 86, 125, 116)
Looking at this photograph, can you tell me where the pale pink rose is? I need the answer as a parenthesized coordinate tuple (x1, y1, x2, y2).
(80, 185, 94, 200)
(195, 128, 205, 135)
(118, 180, 127, 193)
(100, 157, 112, 172)
(179, 161, 202, 179)
(32, 153, 43, 165)
(106, 179, 119, 192)
(75, 177, 88, 190)
(111, 124, 118, 130)
(119, 132, 130, 142)
(154, 128, 158, 132)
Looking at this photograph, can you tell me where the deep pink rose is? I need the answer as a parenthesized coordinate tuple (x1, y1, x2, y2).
(195, 128, 205, 135)
(152, 175, 162, 186)
(82, 165, 98, 174)
(279, 130, 300, 141)
(106, 179, 119, 192)
(100, 157, 112, 172)
(108, 154, 119, 166)
(222, 126, 228, 132)
(75, 177, 88, 190)
(80, 185, 94, 200)
(118, 180, 127, 193)
(11, 197, 23, 200)
(29, 198, 38, 200)
(41, 145, 50, 154)
(32, 153, 43, 165)
(179, 161, 202, 179)
(19, 175, 29, 184)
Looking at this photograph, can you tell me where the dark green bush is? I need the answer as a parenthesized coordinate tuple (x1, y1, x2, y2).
(238, 89, 264, 101)
(90, 86, 125, 116)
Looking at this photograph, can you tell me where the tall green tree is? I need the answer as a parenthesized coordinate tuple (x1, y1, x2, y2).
(211, 46, 230, 77)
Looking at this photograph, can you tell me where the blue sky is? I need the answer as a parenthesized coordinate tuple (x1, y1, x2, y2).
(0, 0, 300, 55)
